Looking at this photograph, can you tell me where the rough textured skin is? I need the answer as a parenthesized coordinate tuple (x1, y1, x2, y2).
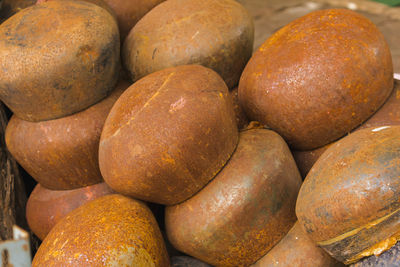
(231, 86, 249, 130)
(252, 222, 344, 267)
(352, 241, 400, 267)
(26, 183, 114, 240)
(293, 79, 400, 178)
(99, 65, 238, 205)
(122, 0, 254, 89)
(0, 1, 120, 121)
(103, 0, 165, 41)
(171, 256, 211, 267)
(5, 81, 129, 190)
(296, 126, 400, 264)
(36, 0, 115, 17)
(32, 194, 170, 266)
(239, 9, 393, 150)
(166, 129, 302, 266)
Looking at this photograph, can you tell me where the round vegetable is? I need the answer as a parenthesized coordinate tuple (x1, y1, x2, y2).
(296, 126, 400, 264)
(0, 1, 120, 121)
(36, 0, 115, 17)
(166, 128, 301, 266)
(5, 80, 129, 190)
(99, 65, 238, 205)
(239, 9, 393, 150)
(26, 183, 114, 240)
(103, 0, 165, 41)
(293, 79, 400, 178)
(123, 0, 254, 89)
(252, 222, 344, 267)
(32, 194, 170, 266)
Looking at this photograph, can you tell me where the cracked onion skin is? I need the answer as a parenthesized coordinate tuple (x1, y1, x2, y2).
(239, 9, 393, 150)
(99, 65, 238, 205)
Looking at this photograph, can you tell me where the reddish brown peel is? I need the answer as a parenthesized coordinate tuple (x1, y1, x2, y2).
(166, 129, 302, 266)
(252, 222, 344, 267)
(0, 1, 120, 121)
(103, 0, 165, 41)
(230, 86, 250, 129)
(123, 0, 254, 89)
(26, 183, 114, 240)
(296, 126, 400, 263)
(32, 194, 170, 266)
(36, 0, 115, 17)
(293, 79, 400, 178)
(239, 9, 393, 150)
(99, 65, 238, 205)
(5, 80, 129, 190)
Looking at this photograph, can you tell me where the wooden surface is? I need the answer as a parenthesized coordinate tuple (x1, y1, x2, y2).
(0, 102, 26, 240)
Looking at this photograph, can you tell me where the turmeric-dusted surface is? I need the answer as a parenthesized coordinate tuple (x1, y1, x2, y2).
(104, 0, 165, 41)
(296, 126, 400, 264)
(5, 81, 128, 190)
(99, 65, 238, 205)
(0, 1, 120, 121)
(32, 194, 170, 266)
(293, 79, 400, 178)
(123, 0, 254, 89)
(166, 129, 302, 266)
(252, 222, 344, 267)
(26, 183, 114, 240)
(239, 9, 393, 150)
(36, 0, 116, 18)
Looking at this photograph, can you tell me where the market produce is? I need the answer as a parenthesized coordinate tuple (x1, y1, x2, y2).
(32, 194, 170, 266)
(103, 0, 165, 41)
(296, 126, 400, 264)
(123, 0, 254, 89)
(166, 128, 301, 266)
(231, 86, 250, 129)
(239, 8, 393, 150)
(99, 65, 238, 205)
(5, 81, 128, 190)
(0, 0, 120, 121)
(36, 0, 161, 41)
(252, 222, 344, 267)
(293, 79, 400, 178)
(36, 0, 115, 17)
(26, 183, 114, 240)
(2, 0, 398, 264)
